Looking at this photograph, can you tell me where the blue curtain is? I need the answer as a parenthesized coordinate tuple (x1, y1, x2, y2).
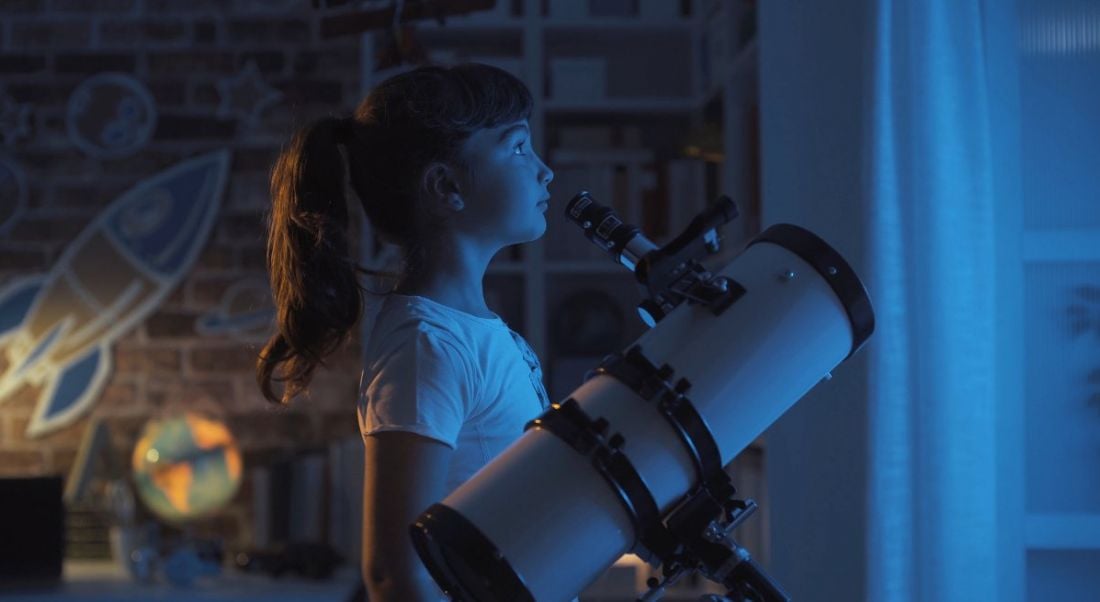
(863, 1, 1001, 600)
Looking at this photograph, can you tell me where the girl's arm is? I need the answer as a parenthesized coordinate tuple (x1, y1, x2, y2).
(361, 430, 454, 602)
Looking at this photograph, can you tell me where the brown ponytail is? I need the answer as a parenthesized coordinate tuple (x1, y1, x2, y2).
(258, 116, 362, 404)
(257, 62, 534, 405)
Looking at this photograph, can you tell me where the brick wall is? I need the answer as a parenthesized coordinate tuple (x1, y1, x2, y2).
(0, 0, 367, 550)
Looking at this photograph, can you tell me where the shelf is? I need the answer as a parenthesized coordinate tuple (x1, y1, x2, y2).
(543, 97, 700, 114)
(549, 147, 655, 165)
(540, 18, 696, 32)
(414, 19, 525, 32)
(412, 14, 696, 33)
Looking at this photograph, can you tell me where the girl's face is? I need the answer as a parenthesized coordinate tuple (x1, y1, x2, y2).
(450, 119, 554, 247)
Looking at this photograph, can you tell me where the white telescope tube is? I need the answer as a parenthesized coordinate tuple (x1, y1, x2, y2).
(412, 223, 874, 602)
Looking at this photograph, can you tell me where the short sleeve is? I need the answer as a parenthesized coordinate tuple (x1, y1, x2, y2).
(357, 326, 472, 449)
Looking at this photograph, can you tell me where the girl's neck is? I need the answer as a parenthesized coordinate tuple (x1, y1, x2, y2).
(393, 281, 494, 320)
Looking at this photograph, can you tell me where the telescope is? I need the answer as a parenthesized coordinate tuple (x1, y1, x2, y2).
(411, 191, 875, 601)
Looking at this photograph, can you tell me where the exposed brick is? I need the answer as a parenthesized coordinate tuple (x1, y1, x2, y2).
(187, 274, 240, 306)
(147, 51, 234, 75)
(277, 80, 343, 105)
(190, 82, 220, 105)
(0, 2, 375, 552)
(0, 450, 46, 475)
(227, 19, 310, 44)
(237, 51, 284, 74)
(99, 20, 189, 46)
(225, 174, 270, 211)
(190, 345, 259, 374)
(154, 114, 237, 141)
(0, 246, 47, 270)
(115, 346, 182, 373)
(291, 48, 358, 76)
(238, 246, 266, 271)
(145, 310, 200, 338)
(17, 149, 82, 173)
(196, 244, 237, 271)
(10, 21, 92, 49)
(233, 0, 304, 12)
(4, 82, 72, 104)
(1, 0, 46, 13)
(5, 215, 87, 244)
(52, 0, 135, 11)
(99, 150, 186, 175)
(160, 284, 187, 309)
(94, 381, 141, 412)
(146, 81, 188, 106)
(145, 378, 236, 409)
(232, 147, 278, 173)
(55, 53, 136, 74)
(144, 0, 226, 12)
(194, 19, 219, 44)
(46, 448, 78, 476)
(216, 214, 264, 244)
(51, 182, 130, 211)
(225, 381, 270, 413)
(181, 379, 237, 406)
(0, 54, 47, 74)
(22, 415, 86, 450)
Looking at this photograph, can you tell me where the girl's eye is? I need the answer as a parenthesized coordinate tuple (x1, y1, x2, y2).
(514, 140, 527, 155)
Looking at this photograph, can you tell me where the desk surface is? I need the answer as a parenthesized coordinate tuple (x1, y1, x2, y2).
(4, 560, 363, 602)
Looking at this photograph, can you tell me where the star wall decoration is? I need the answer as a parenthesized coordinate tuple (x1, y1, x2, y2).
(216, 60, 284, 130)
(0, 87, 33, 147)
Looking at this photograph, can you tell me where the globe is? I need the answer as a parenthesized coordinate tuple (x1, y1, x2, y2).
(131, 412, 242, 524)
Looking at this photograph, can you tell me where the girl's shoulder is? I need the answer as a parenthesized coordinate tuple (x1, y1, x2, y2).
(364, 293, 499, 370)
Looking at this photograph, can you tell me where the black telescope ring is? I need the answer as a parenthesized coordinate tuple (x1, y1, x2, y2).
(525, 399, 665, 554)
(596, 346, 726, 492)
(410, 503, 536, 602)
(748, 224, 875, 359)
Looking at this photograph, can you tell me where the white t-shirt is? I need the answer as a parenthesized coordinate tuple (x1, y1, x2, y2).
(357, 292, 551, 496)
(357, 293, 578, 601)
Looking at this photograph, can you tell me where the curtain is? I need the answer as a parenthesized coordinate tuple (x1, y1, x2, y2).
(863, 1, 1001, 600)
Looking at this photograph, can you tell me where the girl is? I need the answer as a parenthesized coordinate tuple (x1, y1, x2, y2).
(257, 62, 555, 601)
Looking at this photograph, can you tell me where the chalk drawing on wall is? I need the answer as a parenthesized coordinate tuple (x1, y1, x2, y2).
(0, 87, 33, 147)
(0, 150, 232, 437)
(216, 59, 283, 130)
(0, 156, 27, 236)
(66, 72, 158, 159)
(195, 277, 275, 343)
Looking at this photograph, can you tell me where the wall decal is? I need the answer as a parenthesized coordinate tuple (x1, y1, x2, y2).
(66, 73, 158, 159)
(216, 59, 283, 130)
(0, 87, 33, 147)
(0, 156, 27, 236)
(0, 150, 232, 437)
(195, 277, 275, 343)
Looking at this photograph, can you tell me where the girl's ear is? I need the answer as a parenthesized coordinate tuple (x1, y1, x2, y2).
(421, 162, 465, 213)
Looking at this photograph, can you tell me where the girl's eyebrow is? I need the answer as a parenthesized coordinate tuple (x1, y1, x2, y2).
(497, 124, 530, 143)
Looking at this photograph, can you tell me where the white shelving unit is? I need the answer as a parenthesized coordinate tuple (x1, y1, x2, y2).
(356, 0, 764, 598)
(358, 0, 727, 365)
